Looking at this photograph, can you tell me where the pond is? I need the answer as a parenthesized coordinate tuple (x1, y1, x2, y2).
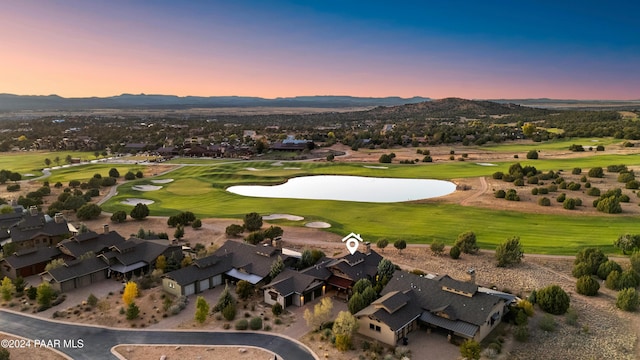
(226, 175, 456, 203)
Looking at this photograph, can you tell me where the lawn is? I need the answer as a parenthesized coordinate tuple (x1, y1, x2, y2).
(46, 164, 148, 183)
(101, 159, 640, 255)
(0, 151, 98, 177)
(480, 137, 623, 152)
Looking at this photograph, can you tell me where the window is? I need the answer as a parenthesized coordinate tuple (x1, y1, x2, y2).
(370, 324, 380, 332)
(269, 291, 278, 301)
(168, 282, 175, 288)
(370, 323, 375, 330)
(376, 325, 381, 332)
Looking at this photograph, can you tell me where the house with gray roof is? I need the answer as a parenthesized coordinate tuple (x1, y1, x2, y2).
(40, 233, 181, 292)
(161, 240, 294, 296)
(355, 271, 506, 346)
(325, 243, 382, 296)
(1, 246, 61, 278)
(57, 227, 126, 259)
(40, 257, 110, 293)
(162, 254, 232, 297)
(6, 207, 70, 249)
(262, 269, 326, 309)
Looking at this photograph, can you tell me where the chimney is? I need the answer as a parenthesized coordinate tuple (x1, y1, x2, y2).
(364, 241, 371, 255)
(54, 213, 65, 224)
(29, 206, 38, 216)
(272, 237, 282, 250)
(103, 224, 110, 234)
(466, 268, 476, 284)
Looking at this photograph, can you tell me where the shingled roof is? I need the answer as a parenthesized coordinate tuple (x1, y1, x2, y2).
(355, 290, 422, 332)
(45, 257, 109, 283)
(382, 272, 503, 327)
(2, 246, 61, 269)
(263, 269, 324, 297)
(326, 249, 382, 281)
(9, 212, 69, 243)
(58, 231, 126, 258)
(163, 254, 233, 286)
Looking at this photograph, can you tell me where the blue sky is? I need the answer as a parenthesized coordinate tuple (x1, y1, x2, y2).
(1, 0, 638, 99)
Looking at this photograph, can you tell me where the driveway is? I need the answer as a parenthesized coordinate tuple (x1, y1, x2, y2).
(0, 309, 318, 360)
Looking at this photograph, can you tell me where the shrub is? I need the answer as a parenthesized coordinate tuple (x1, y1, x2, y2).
(572, 168, 582, 175)
(588, 167, 604, 178)
(495, 236, 524, 267)
(606, 270, 621, 290)
(514, 325, 529, 342)
(505, 189, 519, 201)
(492, 172, 504, 180)
(616, 288, 640, 311)
(597, 260, 622, 280)
(449, 246, 461, 259)
(430, 240, 445, 255)
(222, 303, 236, 321)
(494, 189, 506, 198)
(87, 293, 98, 307)
(531, 188, 538, 195)
(235, 319, 249, 330)
(563, 198, 577, 210)
(272, 302, 283, 316)
(539, 314, 556, 332)
(556, 193, 566, 202)
(513, 178, 525, 186)
(537, 285, 570, 315)
(538, 197, 551, 206)
(587, 187, 601, 196)
(618, 269, 640, 289)
(567, 182, 581, 191)
(249, 316, 263, 330)
(459, 339, 481, 360)
(526, 150, 538, 159)
(455, 231, 478, 254)
(576, 275, 600, 296)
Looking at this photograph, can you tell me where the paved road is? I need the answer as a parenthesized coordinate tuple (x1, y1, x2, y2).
(0, 310, 317, 360)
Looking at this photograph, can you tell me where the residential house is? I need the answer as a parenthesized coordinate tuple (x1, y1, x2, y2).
(161, 254, 231, 297)
(1, 246, 61, 278)
(57, 227, 126, 260)
(41, 234, 182, 292)
(99, 237, 182, 280)
(325, 243, 382, 296)
(262, 268, 326, 308)
(41, 257, 110, 293)
(270, 135, 314, 151)
(6, 208, 70, 250)
(355, 271, 506, 346)
(161, 240, 293, 296)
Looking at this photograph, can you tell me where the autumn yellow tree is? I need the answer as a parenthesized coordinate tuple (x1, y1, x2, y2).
(303, 297, 333, 330)
(155, 255, 166, 272)
(122, 281, 138, 306)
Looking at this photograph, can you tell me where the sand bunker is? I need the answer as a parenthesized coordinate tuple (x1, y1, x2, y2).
(132, 185, 163, 191)
(363, 166, 388, 169)
(305, 221, 331, 228)
(262, 214, 304, 221)
(244, 167, 266, 171)
(284, 167, 301, 170)
(151, 179, 174, 184)
(476, 163, 498, 166)
(121, 198, 155, 206)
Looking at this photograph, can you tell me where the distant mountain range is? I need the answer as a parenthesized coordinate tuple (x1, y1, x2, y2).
(0, 94, 432, 111)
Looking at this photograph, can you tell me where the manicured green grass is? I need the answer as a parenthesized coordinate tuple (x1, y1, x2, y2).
(102, 159, 640, 255)
(0, 151, 98, 176)
(47, 164, 147, 183)
(480, 137, 622, 152)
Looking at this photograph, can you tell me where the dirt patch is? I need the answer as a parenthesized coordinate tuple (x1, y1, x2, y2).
(113, 345, 274, 360)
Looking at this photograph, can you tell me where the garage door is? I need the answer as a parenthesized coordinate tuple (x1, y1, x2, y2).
(184, 283, 195, 296)
(212, 275, 222, 287)
(199, 279, 210, 292)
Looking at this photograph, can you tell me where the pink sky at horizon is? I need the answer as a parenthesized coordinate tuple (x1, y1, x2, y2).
(1, 1, 638, 101)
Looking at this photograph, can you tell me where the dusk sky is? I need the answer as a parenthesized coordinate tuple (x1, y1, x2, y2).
(1, 1, 638, 100)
